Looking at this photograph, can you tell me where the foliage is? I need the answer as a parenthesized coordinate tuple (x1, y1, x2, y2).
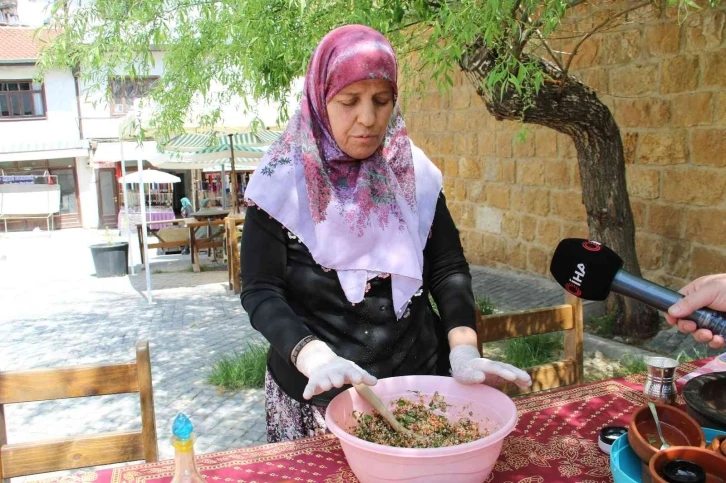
(37, 0, 718, 143)
(502, 332, 564, 369)
(476, 297, 496, 315)
(207, 341, 269, 390)
(613, 354, 648, 377)
(587, 311, 616, 338)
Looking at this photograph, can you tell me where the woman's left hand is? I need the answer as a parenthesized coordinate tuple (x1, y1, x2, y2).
(449, 344, 532, 389)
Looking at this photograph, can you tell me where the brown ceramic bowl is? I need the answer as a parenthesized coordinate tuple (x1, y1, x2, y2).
(628, 403, 706, 463)
(649, 446, 726, 482)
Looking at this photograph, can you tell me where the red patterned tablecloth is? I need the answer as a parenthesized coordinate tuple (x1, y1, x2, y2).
(44, 359, 710, 483)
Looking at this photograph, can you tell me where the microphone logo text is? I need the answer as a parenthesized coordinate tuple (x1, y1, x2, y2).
(565, 263, 586, 297)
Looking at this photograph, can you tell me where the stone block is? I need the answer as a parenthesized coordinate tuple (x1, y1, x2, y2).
(445, 158, 458, 177)
(476, 206, 503, 233)
(610, 63, 658, 96)
(460, 203, 475, 229)
(516, 160, 545, 186)
(685, 208, 726, 246)
(672, 92, 714, 127)
(558, 134, 577, 159)
(635, 233, 664, 271)
(496, 132, 513, 157)
(614, 98, 671, 128)
(545, 160, 571, 187)
(506, 241, 528, 270)
(512, 187, 550, 216)
(482, 233, 507, 263)
(454, 133, 478, 156)
(626, 166, 660, 199)
(420, 90, 444, 111)
(466, 180, 486, 204)
(458, 157, 481, 179)
(660, 56, 700, 94)
(535, 129, 558, 157)
(631, 200, 647, 228)
(478, 131, 496, 156)
(429, 111, 448, 132)
(690, 129, 726, 167)
(602, 29, 641, 65)
(501, 159, 516, 183)
(450, 111, 477, 132)
(501, 212, 521, 238)
(685, 10, 725, 52)
(550, 190, 586, 221)
(647, 203, 684, 238)
(562, 221, 590, 239)
(623, 132, 638, 164)
(527, 245, 550, 276)
(536, 218, 562, 248)
(581, 68, 609, 95)
(440, 133, 455, 155)
(644, 23, 681, 56)
(454, 179, 467, 201)
(452, 87, 472, 110)
(520, 215, 537, 242)
(512, 131, 535, 157)
(664, 240, 692, 279)
(638, 131, 687, 165)
(718, 92, 726, 125)
(485, 158, 501, 182)
(485, 184, 510, 209)
(691, 246, 726, 279)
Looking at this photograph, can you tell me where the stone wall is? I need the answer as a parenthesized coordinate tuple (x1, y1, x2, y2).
(402, 1, 726, 290)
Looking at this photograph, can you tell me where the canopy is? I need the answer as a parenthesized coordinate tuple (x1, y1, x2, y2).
(118, 169, 181, 184)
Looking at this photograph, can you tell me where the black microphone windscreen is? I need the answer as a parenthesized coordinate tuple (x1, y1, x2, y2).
(549, 238, 624, 301)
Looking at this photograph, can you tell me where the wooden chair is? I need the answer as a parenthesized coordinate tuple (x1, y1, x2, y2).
(476, 292, 584, 396)
(224, 216, 245, 294)
(0, 341, 158, 482)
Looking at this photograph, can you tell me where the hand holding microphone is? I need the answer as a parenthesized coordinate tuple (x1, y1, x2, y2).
(549, 238, 726, 347)
(666, 274, 726, 349)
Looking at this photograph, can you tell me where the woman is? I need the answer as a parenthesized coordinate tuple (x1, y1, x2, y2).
(240, 24, 531, 443)
(180, 197, 194, 218)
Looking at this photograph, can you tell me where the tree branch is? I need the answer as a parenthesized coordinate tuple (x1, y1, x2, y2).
(563, 0, 651, 77)
(533, 30, 564, 72)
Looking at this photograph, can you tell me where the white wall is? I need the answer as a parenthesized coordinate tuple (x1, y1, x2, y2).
(75, 156, 98, 228)
(79, 51, 166, 140)
(0, 66, 81, 143)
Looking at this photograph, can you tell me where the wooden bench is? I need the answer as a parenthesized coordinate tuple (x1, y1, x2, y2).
(187, 219, 226, 272)
(0, 184, 60, 234)
(476, 292, 584, 396)
(136, 219, 189, 265)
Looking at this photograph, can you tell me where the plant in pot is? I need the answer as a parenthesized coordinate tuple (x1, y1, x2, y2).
(89, 227, 129, 278)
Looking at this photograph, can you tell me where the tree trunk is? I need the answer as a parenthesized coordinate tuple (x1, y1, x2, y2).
(460, 46, 659, 339)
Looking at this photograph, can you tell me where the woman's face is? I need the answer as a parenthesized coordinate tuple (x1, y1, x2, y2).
(326, 79, 394, 160)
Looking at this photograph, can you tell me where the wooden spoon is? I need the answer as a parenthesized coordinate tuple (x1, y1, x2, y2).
(353, 384, 413, 436)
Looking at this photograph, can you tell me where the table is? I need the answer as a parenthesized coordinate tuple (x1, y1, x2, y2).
(118, 207, 176, 232)
(41, 358, 711, 483)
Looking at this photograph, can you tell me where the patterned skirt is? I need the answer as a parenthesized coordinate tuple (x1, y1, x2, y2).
(264, 370, 329, 443)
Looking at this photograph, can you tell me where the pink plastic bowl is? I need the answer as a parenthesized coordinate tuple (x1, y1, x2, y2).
(325, 375, 518, 483)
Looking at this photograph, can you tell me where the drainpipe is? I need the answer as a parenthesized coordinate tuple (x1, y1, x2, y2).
(71, 65, 84, 139)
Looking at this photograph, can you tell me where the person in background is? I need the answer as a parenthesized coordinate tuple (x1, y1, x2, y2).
(666, 274, 726, 349)
(240, 24, 531, 443)
(180, 197, 194, 255)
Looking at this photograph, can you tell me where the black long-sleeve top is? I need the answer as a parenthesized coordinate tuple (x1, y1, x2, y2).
(240, 194, 477, 406)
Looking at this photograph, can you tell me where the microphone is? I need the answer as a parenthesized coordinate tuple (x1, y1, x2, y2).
(550, 238, 726, 338)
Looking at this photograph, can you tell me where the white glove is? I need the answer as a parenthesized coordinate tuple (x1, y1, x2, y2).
(449, 344, 532, 389)
(295, 340, 377, 400)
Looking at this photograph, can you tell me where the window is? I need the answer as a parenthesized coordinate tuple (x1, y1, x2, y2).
(0, 81, 46, 119)
(110, 77, 157, 116)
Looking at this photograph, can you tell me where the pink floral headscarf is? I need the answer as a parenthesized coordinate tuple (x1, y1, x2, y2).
(245, 24, 442, 318)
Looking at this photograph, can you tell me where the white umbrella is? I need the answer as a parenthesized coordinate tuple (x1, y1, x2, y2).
(118, 169, 181, 184)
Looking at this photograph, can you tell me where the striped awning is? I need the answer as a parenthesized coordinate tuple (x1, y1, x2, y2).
(155, 130, 282, 168)
(0, 139, 89, 163)
(202, 159, 260, 172)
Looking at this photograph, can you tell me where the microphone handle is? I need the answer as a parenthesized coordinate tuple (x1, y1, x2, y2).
(610, 270, 726, 338)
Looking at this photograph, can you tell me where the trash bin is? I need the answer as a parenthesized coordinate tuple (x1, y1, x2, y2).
(89, 242, 129, 278)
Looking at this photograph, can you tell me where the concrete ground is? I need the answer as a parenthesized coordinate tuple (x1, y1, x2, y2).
(0, 227, 720, 481)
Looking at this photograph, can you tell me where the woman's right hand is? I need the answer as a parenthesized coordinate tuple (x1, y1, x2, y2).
(666, 274, 726, 349)
(294, 340, 377, 399)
